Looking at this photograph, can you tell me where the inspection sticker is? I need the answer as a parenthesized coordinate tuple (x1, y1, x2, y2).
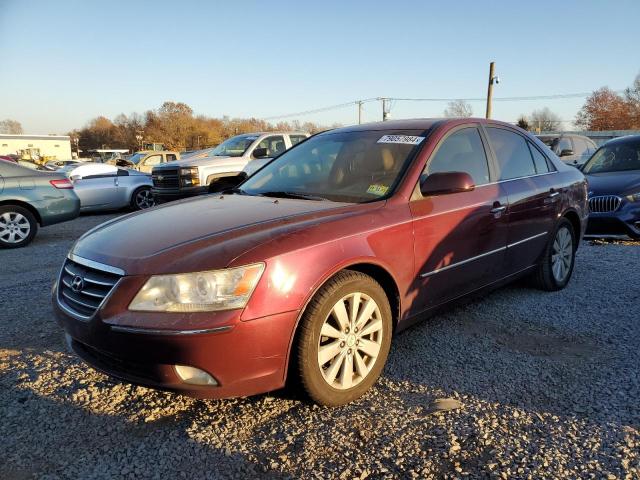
(377, 134, 425, 145)
(367, 184, 390, 196)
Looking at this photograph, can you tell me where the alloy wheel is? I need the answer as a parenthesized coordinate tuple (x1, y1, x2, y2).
(551, 226, 573, 283)
(317, 292, 383, 390)
(135, 189, 154, 209)
(0, 212, 31, 244)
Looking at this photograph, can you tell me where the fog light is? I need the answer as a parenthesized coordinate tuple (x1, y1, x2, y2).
(174, 365, 218, 386)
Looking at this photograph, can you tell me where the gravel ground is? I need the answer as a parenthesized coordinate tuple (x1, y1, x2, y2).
(1, 213, 639, 479)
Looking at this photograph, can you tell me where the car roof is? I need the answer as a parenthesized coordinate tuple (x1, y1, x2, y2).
(134, 150, 178, 154)
(600, 134, 640, 147)
(328, 118, 518, 134)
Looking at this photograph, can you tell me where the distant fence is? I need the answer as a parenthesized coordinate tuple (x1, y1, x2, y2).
(539, 130, 640, 145)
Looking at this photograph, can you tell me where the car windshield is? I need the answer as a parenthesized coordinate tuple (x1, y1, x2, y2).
(128, 153, 146, 165)
(240, 130, 428, 203)
(583, 140, 640, 173)
(209, 135, 259, 157)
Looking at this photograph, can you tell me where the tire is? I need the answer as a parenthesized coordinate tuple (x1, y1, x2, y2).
(131, 187, 155, 210)
(0, 205, 38, 249)
(296, 271, 392, 406)
(532, 218, 576, 291)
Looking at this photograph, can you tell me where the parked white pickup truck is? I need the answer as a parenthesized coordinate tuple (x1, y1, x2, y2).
(151, 131, 308, 202)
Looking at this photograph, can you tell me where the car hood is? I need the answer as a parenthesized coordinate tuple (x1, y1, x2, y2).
(72, 194, 354, 275)
(585, 170, 640, 196)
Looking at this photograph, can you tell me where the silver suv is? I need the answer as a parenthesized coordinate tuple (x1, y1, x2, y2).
(152, 132, 308, 202)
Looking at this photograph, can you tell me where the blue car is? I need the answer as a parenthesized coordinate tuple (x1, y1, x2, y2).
(583, 135, 640, 239)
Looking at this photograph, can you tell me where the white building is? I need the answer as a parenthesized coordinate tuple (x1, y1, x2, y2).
(0, 134, 72, 160)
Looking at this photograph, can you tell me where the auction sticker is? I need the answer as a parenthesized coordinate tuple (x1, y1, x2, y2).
(367, 184, 390, 196)
(377, 134, 425, 145)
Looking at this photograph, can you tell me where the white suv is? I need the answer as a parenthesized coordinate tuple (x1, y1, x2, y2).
(152, 131, 308, 202)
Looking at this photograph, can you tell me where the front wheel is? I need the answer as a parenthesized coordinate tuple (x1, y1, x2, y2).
(0, 206, 38, 248)
(533, 218, 576, 291)
(296, 271, 392, 406)
(131, 187, 155, 210)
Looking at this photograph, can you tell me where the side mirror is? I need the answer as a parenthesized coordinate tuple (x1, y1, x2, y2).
(70, 174, 82, 181)
(252, 147, 269, 159)
(559, 149, 574, 157)
(420, 171, 475, 196)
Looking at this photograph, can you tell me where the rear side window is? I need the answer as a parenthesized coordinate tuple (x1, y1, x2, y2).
(423, 127, 490, 185)
(289, 135, 307, 146)
(527, 142, 549, 173)
(486, 128, 536, 180)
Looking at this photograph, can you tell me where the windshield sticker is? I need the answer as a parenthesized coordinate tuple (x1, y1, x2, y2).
(377, 134, 425, 145)
(367, 184, 390, 196)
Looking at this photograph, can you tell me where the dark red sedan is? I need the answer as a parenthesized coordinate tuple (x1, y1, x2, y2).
(53, 119, 588, 406)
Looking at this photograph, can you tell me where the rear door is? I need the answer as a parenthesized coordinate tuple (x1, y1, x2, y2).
(484, 126, 558, 274)
(409, 125, 509, 315)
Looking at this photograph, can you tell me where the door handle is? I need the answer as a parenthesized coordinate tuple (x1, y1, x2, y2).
(490, 205, 507, 214)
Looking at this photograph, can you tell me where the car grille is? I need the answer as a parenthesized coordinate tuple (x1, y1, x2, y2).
(588, 195, 622, 213)
(58, 258, 122, 319)
(152, 168, 179, 189)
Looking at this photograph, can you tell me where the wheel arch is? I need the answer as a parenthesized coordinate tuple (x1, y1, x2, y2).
(562, 208, 582, 247)
(283, 259, 401, 385)
(0, 200, 43, 225)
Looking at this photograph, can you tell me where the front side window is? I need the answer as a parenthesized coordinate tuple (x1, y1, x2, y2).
(422, 127, 490, 186)
(128, 153, 146, 165)
(144, 155, 162, 166)
(255, 135, 286, 157)
(166, 154, 177, 162)
(557, 137, 572, 155)
(583, 140, 640, 173)
(210, 134, 260, 157)
(486, 127, 536, 180)
(241, 130, 428, 203)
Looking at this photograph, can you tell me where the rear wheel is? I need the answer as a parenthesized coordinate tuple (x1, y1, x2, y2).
(131, 187, 155, 210)
(533, 218, 576, 291)
(296, 271, 392, 406)
(0, 206, 38, 248)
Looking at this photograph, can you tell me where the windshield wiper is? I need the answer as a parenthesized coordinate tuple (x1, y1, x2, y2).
(258, 191, 328, 201)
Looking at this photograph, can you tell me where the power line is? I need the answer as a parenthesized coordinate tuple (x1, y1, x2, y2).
(262, 90, 625, 121)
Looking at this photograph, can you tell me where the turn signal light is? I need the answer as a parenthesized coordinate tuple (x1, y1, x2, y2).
(49, 179, 74, 189)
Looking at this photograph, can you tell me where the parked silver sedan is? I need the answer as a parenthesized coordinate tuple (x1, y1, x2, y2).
(64, 163, 155, 212)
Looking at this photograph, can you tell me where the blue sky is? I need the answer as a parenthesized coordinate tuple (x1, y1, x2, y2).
(1, 0, 639, 134)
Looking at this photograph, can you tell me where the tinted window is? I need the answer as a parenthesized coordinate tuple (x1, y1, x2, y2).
(290, 135, 307, 146)
(256, 135, 286, 157)
(527, 142, 549, 173)
(487, 128, 536, 180)
(423, 127, 490, 185)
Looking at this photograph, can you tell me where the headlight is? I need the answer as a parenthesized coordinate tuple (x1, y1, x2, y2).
(180, 167, 200, 187)
(129, 263, 264, 312)
(625, 191, 640, 202)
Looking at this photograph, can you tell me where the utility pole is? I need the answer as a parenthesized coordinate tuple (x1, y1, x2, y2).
(485, 61, 497, 119)
(357, 101, 363, 124)
(381, 98, 389, 121)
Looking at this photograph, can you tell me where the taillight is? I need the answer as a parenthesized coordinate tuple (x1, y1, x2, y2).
(50, 179, 74, 189)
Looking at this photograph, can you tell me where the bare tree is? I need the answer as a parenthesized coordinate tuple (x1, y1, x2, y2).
(0, 119, 23, 134)
(443, 100, 473, 118)
(516, 116, 530, 130)
(530, 108, 562, 132)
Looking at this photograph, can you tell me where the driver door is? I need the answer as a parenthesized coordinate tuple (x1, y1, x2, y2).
(138, 154, 162, 173)
(74, 173, 119, 209)
(408, 125, 509, 315)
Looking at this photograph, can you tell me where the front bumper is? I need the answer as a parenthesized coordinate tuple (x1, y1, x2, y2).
(52, 280, 299, 399)
(152, 186, 208, 203)
(585, 202, 640, 239)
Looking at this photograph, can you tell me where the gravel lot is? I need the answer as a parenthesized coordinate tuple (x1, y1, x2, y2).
(1, 213, 639, 479)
